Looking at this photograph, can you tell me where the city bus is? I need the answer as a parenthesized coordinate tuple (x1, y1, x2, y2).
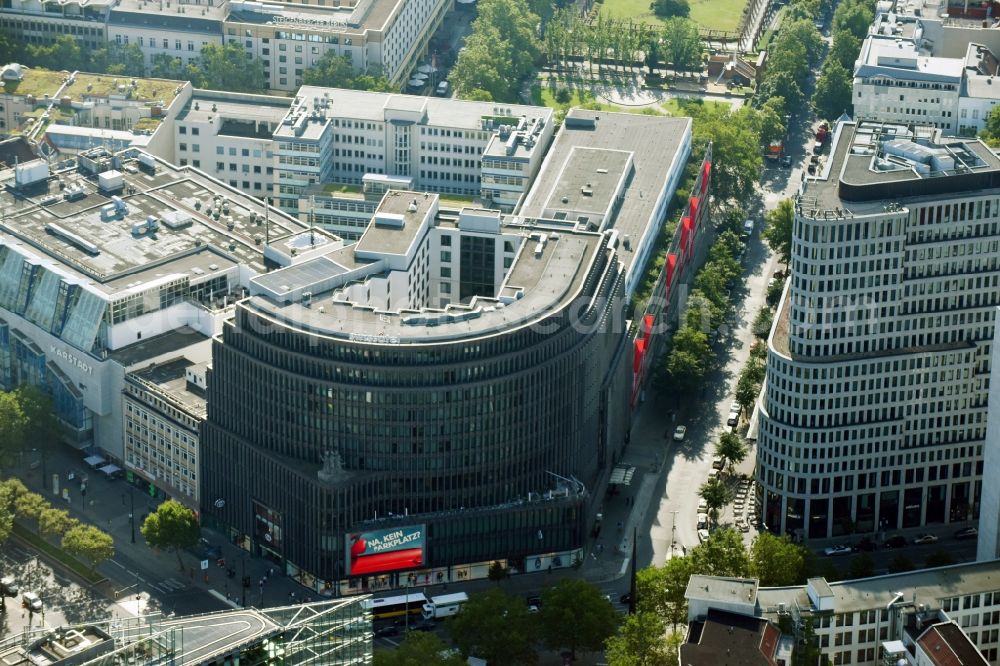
(363, 592, 428, 620)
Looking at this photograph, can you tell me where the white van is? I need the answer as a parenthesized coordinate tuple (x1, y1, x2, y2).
(436, 81, 450, 97)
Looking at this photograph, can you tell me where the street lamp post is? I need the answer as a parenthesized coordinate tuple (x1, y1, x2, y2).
(241, 555, 247, 607)
(670, 510, 679, 553)
(129, 485, 136, 544)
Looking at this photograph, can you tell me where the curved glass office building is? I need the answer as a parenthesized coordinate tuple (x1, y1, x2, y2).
(201, 110, 694, 593)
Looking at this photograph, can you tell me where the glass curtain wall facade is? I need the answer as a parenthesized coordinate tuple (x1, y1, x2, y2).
(201, 235, 632, 588)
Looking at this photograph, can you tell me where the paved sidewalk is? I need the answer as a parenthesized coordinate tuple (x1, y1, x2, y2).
(11, 446, 313, 615)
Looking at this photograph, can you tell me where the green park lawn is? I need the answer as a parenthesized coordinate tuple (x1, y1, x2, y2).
(601, 0, 747, 34)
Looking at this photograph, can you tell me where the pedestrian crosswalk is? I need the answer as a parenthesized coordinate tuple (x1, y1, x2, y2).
(149, 578, 186, 594)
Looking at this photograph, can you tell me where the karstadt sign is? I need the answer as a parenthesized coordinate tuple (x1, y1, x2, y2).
(50, 345, 94, 375)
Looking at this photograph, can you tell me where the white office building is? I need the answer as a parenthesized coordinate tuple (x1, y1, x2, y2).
(853, 9, 1000, 136)
(686, 561, 1000, 665)
(757, 120, 1000, 541)
(172, 90, 290, 197)
(272, 87, 553, 228)
(224, 0, 451, 91)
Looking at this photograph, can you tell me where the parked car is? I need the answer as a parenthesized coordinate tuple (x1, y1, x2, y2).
(712, 456, 724, 471)
(697, 529, 710, 543)
(824, 545, 852, 556)
(697, 500, 708, 514)
(884, 535, 907, 549)
(21, 591, 41, 613)
(409, 620, 436, 632)
(697, 513, 709, 529)
(780, 155, 793, 168)
(0, 576, 17, 597)
(672, 425, 687, 442)
(189, 538, 222, 561)
(954, 527, 979, 540)
(526, 596, 541, 609)
(727, 401, 742, 426)
(913, 534, 939, 545)
(742, 219, 755, 237)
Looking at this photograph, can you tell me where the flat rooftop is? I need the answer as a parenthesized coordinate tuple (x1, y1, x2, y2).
(687, 575, 759, 606)
(179, 90, 291, 127)
(125, 355, 208, 417)
(276, 87, 551, 138)
(227, 0, 396, 33)
(110, 0, 227, 29)
(246, 224, 605, 343)
(518, 109, 691, 276)
(110, 327, 209, 367)
(0, 151, 307, 297)
(798, 120, 1000, 215)
(758, 559, 1000, 617)
(354, 190, 436, 257)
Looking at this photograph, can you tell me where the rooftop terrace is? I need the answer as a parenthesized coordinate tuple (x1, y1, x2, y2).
(2, 67, 185, 106)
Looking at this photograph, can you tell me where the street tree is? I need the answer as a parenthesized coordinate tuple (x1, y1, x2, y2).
(374, 632, 464, 666)
(0, 390, 27, 465)
(846, 553, 875, 580)
(605, 611, 672, 666)
(650, 0, 689, 18)
(749, 532, 807, 586)
(982, 105, 1000, 146)
(474, 0, 540, 76)
(39, 508, 77, 540)
(17, 385, 64, 481)
(636, 557, 695, 629)
(446, 588, 537, 666)
(763, 198, 794, 267)
(660, 18, 702, 72)
(833, 0, 874, 39)
(450, 29, 512, 101)
(198, 43, 264, 92)
(487, 560, 508, 584)
(303, 53, 394, 91)
(692, 107, 763, 205)
(752, 307, 774, 339)
(666, 326, 710, 392)
(26, 35, 85, 71)
(697, 478, 733, 525)
(829, 29, 861, 70)
(140, 500, 200, 570)
(112, 43, 147, 76)
(776, 19, 824, 66)
(758, 96, 787, 148)
(150, 53, 187, 80)
(766, 276, 785, 306)
(62, 524, 114, 571)
(691, 527, 749, 577)
(888, 554, 916, 573)
(539, 579, 619, 661)
(0, 483, 14, 546)
(757, 70, 804, 112)
(926, 550, 954, 568)
(812, 59, 853, 121)
(14, 492, 47, 525)
(715, 432, 747, 473)
(735, 369, 762, 417)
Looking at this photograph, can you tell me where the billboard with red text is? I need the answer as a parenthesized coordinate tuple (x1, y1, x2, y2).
(345, 525, 425, 576)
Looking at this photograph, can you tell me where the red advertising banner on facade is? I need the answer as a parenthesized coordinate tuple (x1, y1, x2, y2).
(346, 525, 425, 576)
